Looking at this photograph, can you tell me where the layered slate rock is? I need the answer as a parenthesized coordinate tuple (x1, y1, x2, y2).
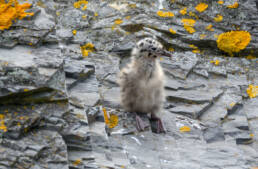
(0, 0, 258, 168)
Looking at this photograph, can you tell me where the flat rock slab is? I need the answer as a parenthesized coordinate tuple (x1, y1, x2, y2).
(0, 130, 68, 169)
(168, 102, 212, 119)
(161, 52, 198, 79)
(166, 89, 223, 104)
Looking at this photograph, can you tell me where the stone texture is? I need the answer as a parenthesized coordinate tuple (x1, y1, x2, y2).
(0, 0, 257, 168)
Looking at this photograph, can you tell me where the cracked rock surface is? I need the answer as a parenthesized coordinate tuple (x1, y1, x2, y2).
(0, 0, 258, 169)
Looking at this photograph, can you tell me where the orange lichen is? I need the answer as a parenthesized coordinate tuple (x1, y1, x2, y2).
(216, 31, 251, 55)
(246, 84, 258, 98)
(206, 24, 214, 31)
(180, 7, 187, 15)
(214, 14, 223, 22)
(195, 3, 208, 13)
(0, 114, 7, 132)
(72, 159, 81, 166)
(180, 126, 191, 132)
(210, 60, 220, 65)
(218, 0, 224, 4)
(227, 2, 239, 8)
(80, 43, 94, 57)
(73, 0, 88, 10)
(157, 10, 174, 17)
(114, 19, 123, 25)
(72, 30, 77, 35)
(0, 0, 34, 30)
(169, 28, 176, 34)
(182, 19, 196, 34)
(102, 107, 118, 128)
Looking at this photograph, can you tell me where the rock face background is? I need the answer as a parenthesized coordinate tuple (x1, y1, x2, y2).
(0, 0, 258, 168)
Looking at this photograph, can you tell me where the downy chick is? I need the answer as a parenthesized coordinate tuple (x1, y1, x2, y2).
(118, 37, 171, 133)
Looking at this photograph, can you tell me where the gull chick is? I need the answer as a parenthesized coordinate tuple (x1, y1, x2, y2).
(117, 37, 171, 133)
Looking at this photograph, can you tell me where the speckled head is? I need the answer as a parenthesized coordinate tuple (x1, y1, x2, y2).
(132, 37, 171, 59)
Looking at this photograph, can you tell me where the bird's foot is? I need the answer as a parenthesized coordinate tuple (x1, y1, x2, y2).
(150, 114, 166, 134)
(135, 114, 149, 131)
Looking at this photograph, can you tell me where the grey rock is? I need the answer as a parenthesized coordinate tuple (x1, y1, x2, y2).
(168, 102, 212, 119)
(166, 89, 223, 104)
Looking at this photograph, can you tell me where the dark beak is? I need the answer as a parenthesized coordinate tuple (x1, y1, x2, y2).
(157, 49, 172, 57)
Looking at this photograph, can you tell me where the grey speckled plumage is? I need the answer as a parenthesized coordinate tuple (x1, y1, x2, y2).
(117, 37, 171, 133)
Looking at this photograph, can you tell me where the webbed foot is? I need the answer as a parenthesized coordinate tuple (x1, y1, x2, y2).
(135, 113, 149, 131)
(150, 114, 166, 134)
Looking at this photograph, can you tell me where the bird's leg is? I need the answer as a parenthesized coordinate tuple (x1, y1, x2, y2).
(134, 112, 149, 131)
(150, 113, 166, 133)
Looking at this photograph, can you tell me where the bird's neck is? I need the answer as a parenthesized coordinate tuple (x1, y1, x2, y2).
(133, 57, 156, 78)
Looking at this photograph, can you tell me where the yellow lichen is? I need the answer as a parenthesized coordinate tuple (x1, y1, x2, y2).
(102, 107, 118, 128)
(82, 15, 87, 19)
(229, 102, 236, 107)
(80, 43, 95, 57)
(0, 0, 34, 30)
(125, 16, 131, 20)
(0, 114, 7, 132)
(189, 11, 199, 19)
(250, 133, 254, 138)
(189, 44, 200, 53)
(23, 88, 29, 92)
(56, 11, 60, 16)
(246, 84, 258, 98)
(200, 34, 206, 39)
(72, 30, 77, 35)
(216, 31, 251, 55)
(94, 12, 98, 16)
(214, 14, 223, 22)
(157, 10, 174, 17)
(73, 0, 88, 10)
(0, 114, 4, 120)
(129, 4, 136, 8)
(180, 7, 187, 15)
(206, 24, 214, 31)
(180, 126, 191, 132)
(246, 55, 256, 60)
(181, 19, 196, 34)
(114, 19, 123, 25)
(73, 159, 81, 166)
(210, 60, 220, 65)
(36, 1, 46, 8)
(169, 47, 174, 52)
(169, 28, 176, 34)
(195, 3, 208, 13)
(218, 0, 224, 4)
(227, 2, 239, 8)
